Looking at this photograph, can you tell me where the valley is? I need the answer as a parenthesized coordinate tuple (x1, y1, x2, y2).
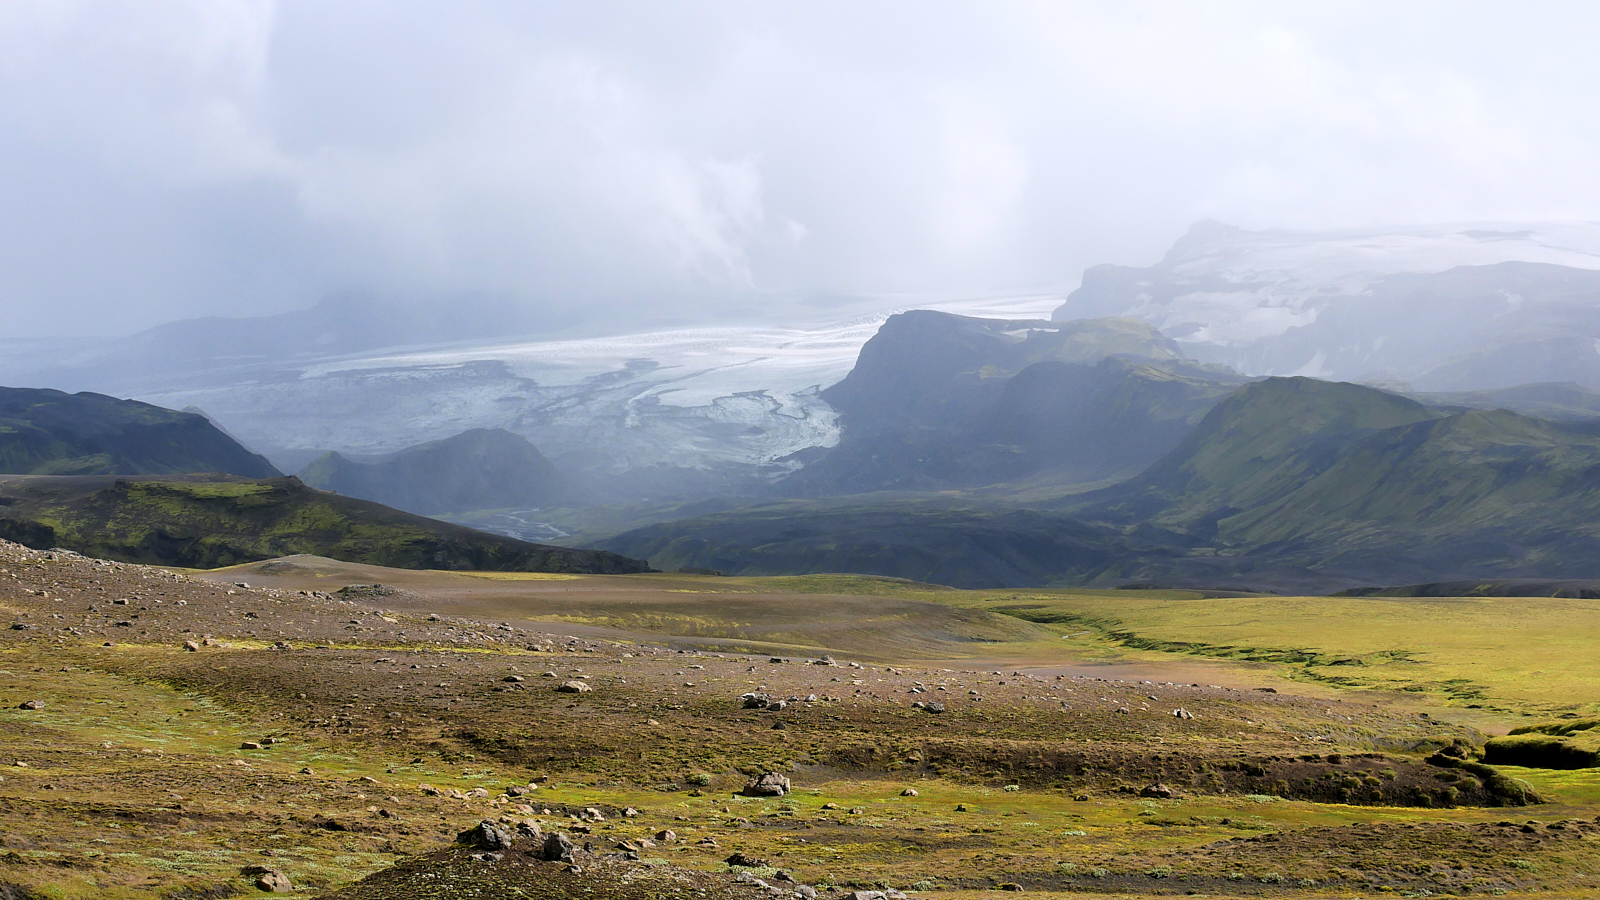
(7, 221, 1600, 898)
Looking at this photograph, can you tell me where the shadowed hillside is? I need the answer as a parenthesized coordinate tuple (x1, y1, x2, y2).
(298, 427, 564, 515)
(0, 386, 280, 478)
(0, 474, 648, 573)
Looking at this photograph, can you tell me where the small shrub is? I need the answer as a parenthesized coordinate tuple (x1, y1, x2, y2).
(1089, 867, 1109, 878)
(685, 772, 712, 787)
(1145, 866, 1172, 878)
(1261, 872, 1284, 884)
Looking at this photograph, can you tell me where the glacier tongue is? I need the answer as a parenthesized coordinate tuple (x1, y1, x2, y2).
(137, 294, 1063, 478)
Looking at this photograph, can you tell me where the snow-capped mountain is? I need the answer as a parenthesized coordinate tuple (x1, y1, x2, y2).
(1055, 220, 1600, 388)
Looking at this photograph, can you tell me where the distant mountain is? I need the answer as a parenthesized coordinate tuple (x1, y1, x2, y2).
(1073, 377, 1600, 586)
(0, 387, 280, 478)
(609, 375, 1600, 591)
(1054, 221, 1600, 391)
(1082, 377, 1442, 536)
(783, 312, 1245, 495)
(297, 428, 563, 515)
(6, 293, 578, 394)
(1410, 381, 1600, 422)
(0, 474, 649, 573)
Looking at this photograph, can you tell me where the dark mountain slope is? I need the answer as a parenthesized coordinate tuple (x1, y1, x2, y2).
(784, 312, 1239, 495)
(297, 428, 563, 515)
(0, 474, 648, 573)
(0, 387, 280, 478)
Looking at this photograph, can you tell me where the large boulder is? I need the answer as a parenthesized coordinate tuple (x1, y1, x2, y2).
(741, 772, 791, 797)
(458, 819, 513, 851)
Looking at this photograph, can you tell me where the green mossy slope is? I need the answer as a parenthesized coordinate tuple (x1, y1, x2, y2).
(0, 474, 648, 573)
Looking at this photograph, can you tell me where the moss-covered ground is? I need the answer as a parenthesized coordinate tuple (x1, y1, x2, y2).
(2, 546, 1599, 897)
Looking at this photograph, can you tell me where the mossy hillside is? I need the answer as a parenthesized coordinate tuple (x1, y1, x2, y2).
(1087, 377, 1442, 530)
(1223, 408, 1600, 547)
(0, 475, 648, 573)
(0, 386, 279, 477)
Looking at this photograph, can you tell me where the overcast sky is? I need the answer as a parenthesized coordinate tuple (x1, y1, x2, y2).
(5, 1, 1600, 338)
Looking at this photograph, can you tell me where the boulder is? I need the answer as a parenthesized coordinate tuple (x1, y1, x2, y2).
(542, 831, 577, 862)
(240, 864, 292, 893)
(557, 680, 591, 694)
(1140, 783, 1177, 799)
(459, 819, 514, 851)
(741, 772, 791, 797)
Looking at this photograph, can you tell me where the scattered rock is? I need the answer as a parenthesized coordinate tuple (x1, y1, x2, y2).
(557, 680, 591, 694)
(458, 819, 514, 851)
(741, 692, 770, 709)
(922, 701, 945, 714)
(1172, 708, 1193, 719)
(541, 831, 577, 862)
(655, 829, 677, 842)
(336, 584, 397, 598)
(240, 864, 292, 892)
(240, 741, 263, 750)
(502, 674, 525, 683)
(1140, 783, 1177, 799)
(725, 851, 768, 868)
(16, 700, 43, 711)
(900, 787, 919, 796)
(182, 640, 200, 652)
(741, 771, 791, 797)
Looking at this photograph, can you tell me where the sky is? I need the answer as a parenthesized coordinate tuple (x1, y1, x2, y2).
(5, 1, 1600, 338)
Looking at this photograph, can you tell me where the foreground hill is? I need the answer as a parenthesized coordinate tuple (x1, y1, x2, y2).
(0, 386, 280, 477)
(0, 474, 648, 573)
(298, 427, 564, 515)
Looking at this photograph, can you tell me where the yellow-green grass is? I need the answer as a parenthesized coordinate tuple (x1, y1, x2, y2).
(904, 589, 1600, 723)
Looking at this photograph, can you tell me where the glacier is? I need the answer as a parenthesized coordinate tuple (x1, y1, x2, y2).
(136, 293, 1063, 481)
